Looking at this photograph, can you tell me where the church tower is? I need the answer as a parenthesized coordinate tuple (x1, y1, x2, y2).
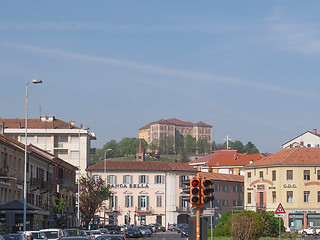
(136, 139, 145, 161)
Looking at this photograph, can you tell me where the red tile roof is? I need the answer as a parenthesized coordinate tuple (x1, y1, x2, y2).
(0, 118, 80, 129)
(189, 150, 240, 164)
(247, 147, 320, 167)
(87, 160, 197, 172)
(139, 118, 212, 130)
(207, 153, 265, 167)
(200, 172, 244, 183)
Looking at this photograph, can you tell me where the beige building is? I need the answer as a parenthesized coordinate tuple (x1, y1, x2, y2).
(244, 147, 320, 230)
(0, 116, 96, 175)
(87, 160, 197, 227)
(139, 118, 212, 147)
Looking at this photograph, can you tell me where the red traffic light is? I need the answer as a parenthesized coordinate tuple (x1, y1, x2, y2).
(191, 179, 200, 187)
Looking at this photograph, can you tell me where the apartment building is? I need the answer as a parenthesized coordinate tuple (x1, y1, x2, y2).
(282, 129, 320, 149)
(0, 116, 96, 175)
(87, 160, 197, 227)
(139, 118, 212, 146)
(244, 147, 320, 230)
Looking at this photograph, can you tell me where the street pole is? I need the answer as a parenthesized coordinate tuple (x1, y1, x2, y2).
(196, 207, 200, 240)
(24, 79, 42, 231)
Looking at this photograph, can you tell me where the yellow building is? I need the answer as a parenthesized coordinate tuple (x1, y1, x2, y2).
(244, 147, 320, 230)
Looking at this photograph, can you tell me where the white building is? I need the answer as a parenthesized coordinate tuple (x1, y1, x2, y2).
(282, 129, 320, 149)
(87, 160, 197, 227)
(0, 116, 96, 175)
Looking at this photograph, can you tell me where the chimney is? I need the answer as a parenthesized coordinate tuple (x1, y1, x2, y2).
(0, 123, 3, 135)
(313, 129, 317, 134)
(70, 120, 75, 126)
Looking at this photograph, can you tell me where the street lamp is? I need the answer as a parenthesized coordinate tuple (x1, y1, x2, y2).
(24, 79, 42, 231)
(103, 149, 112, 226)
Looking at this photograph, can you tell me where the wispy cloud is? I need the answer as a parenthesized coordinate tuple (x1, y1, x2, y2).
(1, 42, 317, 99)
(0, 21, 255, 33)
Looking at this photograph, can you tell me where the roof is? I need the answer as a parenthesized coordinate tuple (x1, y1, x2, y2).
(87, 160, 197, 172)
(200, 172, 244, 183)
(0, 200, 43, 210)
(281, 130, 320, 147)
(207, 153, 265, 167)
(189, 150, 239, 164)
(246, 147, 320, 167)
(139, 118, 212, 130)
(0, 117, 80, 129)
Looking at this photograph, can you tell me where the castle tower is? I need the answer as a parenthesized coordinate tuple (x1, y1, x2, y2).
(136, 140, 145, 161)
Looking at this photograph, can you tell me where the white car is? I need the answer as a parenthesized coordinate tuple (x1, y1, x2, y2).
(298, 226, 320, 235)
(39, 229, 65, 240)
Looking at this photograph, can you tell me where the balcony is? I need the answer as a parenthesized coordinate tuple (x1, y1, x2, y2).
(176, 206, 191, 212)
(135, 206, 153, 214)
(105, 206, 122, 215)
(58, 179, 75, 191)
(256, 203, 266, 211)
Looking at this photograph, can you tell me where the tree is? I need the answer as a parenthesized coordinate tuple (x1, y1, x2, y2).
(231, 140, 244, 152)
(51, 195, 69, 228)
(79, 174, 110, 229)
(244, 141, 259, 154)
(212, 141, 217, 150)
(185, 134, 196, 154)
(197, 138, 210, 154)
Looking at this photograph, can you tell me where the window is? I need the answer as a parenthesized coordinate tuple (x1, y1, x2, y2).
(318, 170, 320, 180)
(138, 196, 149, 210)
(123, 175, 132, 184)
(222, 185, 229, 192)
(125, 195, 133, 207)
(93, 175, 101, 182)
(304, 191, 310, 202)
(215, 184, 221, 191)
(318, 191, 320, 203)
(139, 175, 149, 184)
(109, 195, 118, 209)
(156, 195, 163, 207)
(108, 175, 117, 184)
(222, 200, 228, 206)
(287, 170, 293, 180)
(272, 191, 276, 203)
(179, 175, 189, 188)
(259, 171, 263, 181)
(154, 175, 164, 184)
(248, 192, 251, 204)
(247, 172, 251, 183)
(240, 186, 244, 192)
(304, 170, 310, 180)
(272, 170, 276, 181)
(287, 191, 293, 202)
(233, 186, 239, 192)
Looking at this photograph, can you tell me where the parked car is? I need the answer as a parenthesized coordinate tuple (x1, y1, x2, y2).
(177, 224, 187, 233)
(40, 229, 65, 240)
(64, 230, 80, 237)
(119, 225, 127, 233)
(103, 225, 121, 234)
(137, 226, 152, 237)
(298, 226, 320, 235)
(125, 227, 142, 238)
(29, 232, 47, 240)
(180, 227, 188, 238)
(90, 230, 103, 239)
(3, 234, 27, 240)
(84, 231, 94, 240)
(95, 235, 125, 240)
(60, 237, 90, 240)
(167, 224, 177, 231)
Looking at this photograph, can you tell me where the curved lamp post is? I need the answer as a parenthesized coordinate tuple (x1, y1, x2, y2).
(24, 79, 42, 231)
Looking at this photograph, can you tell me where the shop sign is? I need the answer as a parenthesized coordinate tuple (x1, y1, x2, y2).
(108, 184, 149, 189)
(257, 185, 265, 190)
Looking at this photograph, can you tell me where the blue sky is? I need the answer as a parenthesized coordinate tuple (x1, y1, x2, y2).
(1, 1, 320, 153)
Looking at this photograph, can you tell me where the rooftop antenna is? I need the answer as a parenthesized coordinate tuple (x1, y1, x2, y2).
(225, 135, 232, 149)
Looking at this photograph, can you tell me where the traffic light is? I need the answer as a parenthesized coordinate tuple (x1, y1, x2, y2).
(190, 177, 201, 205)
(201, 178, 214, 204)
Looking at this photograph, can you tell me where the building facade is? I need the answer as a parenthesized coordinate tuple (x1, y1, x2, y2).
(244, 147, 320, 230)
(87, 160, 197, 227)
(138, 118, 212, 147)
(282, 129, 320, 149)
(0, 116, 96, 175)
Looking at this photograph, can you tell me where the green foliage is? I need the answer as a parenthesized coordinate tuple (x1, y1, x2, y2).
(197, 138, 210, 154)
(231, 140, 245, 152)
(50, 196, 69, 228)
(244, 141, 259, 153)
(185, 134, 196, 153)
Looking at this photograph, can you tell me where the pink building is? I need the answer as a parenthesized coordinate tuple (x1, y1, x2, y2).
(87, 160, 196, 227)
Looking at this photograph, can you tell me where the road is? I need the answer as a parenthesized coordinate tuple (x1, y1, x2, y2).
(127, 231, 184, 240)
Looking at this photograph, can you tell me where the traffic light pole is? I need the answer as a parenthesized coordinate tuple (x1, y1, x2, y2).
(196, 206, 201, 240)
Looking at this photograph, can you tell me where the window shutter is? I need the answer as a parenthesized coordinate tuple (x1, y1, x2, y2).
(123, 175, 125, 184)
(147, 196, 149, 208)
(139, 175, 142, 184)
(115, 175, 117, 184)
(161, 175, 164, 183)
(125, 196, 128, 207)
(115, 196, 118, 208)
(146, 175, 149, 184)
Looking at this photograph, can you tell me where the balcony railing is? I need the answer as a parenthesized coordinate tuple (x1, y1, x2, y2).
(135, 206, 153, 214)
(256, 203, 266, 210)
(176, 206, 190, 212)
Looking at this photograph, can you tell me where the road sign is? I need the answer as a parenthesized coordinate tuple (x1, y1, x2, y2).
(275, 203, 285, 214)
(203, 209, 215, 216)
(274, 213, 286, 218)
